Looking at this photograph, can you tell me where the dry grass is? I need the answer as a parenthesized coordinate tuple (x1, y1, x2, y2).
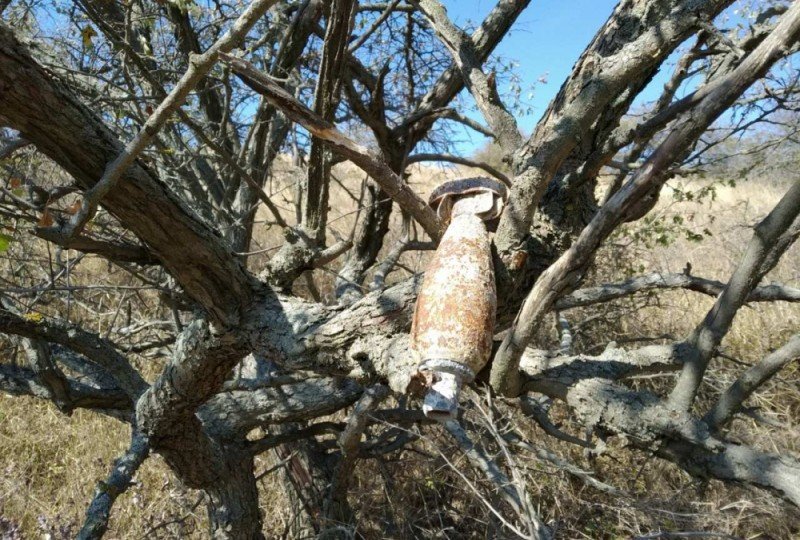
(246, 157, 465, 298)
(0, 397, 206, 538)
(1, 168, 799, 538)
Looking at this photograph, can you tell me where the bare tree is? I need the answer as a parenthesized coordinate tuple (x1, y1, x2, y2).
(1, 0, 799, 537)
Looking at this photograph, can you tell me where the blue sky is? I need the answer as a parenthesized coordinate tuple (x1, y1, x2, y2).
(440, 0, 687, 152)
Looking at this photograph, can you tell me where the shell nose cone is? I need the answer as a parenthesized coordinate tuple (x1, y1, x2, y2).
(422, 372, 463, 422)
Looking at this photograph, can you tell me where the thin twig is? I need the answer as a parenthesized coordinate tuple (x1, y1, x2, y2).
(221, 52, 443, 241)
(38, 0, 281, 241)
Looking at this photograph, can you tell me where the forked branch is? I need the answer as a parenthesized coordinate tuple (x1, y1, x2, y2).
(670, 178, 800, 410)
(413, 0, 524, 155)
(704, 333, 800, 429)
(222, 53, 443, 241)
(490, 3, 800, 397)
(37, 0, 281, 242)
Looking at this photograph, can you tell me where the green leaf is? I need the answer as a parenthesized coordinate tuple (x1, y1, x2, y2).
(81, 25, 97, 49)
(0, 232, 13, 252)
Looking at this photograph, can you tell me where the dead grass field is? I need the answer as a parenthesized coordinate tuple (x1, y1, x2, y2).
(1, 166, 799, 539)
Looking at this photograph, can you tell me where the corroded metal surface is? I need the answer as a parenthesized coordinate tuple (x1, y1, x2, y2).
(411, 211, 497, 377)
(430, 176, 508, 225)
(411, 176, 507, 420)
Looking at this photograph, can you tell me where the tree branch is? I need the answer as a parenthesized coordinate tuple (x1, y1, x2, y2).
(200, 377, 363, 439)
(301, 0, 357, 244)
(443, 420, 551, 539)
(134, 319, 251, 487)
(494, 0, 733, 261)
(18, 336, 72, 413)
(0, 23, 259, 326)
(324, 384, 388, 523)
(370, 236, 435, 291)
(38, 0, 281, 242)
(490, 3, 800, 397)
(670, 177, 800, 410)
(348, 0, 400, 52)
(404, 0, 531, 145)
(407, 153, 511, 186)
(33, 233, 159, 266)
(248, 421, 344, 455)
(222, 52, 443, 241)
(556, 272, 800, 310)
(563, 377, 800, 507)
(0, 363, 132, 415)
(518, 343, 688, 399)
(413, 0, 524, 154)
(0, 301, 147, 398)
(76, 431, 149, 540)
(704, 333, 800, 429)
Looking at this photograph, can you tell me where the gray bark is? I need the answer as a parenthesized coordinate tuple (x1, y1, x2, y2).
(671, 178, 800, 410)
(77, 432, 149, 540)
(490, 2, 800, 397)
(3, 1, 800, 536)
(494, 0, 734, 272)
(0, 23, 258, 327)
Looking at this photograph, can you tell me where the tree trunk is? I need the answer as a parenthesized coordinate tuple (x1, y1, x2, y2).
(206, 448, 264, 539)
(273, 434, 353, 538)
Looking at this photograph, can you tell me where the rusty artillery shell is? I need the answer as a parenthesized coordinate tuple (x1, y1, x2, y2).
(410, 211, 497, 379)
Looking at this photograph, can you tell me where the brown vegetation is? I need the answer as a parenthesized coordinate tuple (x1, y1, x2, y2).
(2, 167, 798, 538)
(2, 0, 800, 537)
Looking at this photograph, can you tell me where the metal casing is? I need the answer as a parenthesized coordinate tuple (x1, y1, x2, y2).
(411, 211, 497, 378)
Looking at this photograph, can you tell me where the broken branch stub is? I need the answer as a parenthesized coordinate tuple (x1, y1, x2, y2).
(410, 177, 508, 421)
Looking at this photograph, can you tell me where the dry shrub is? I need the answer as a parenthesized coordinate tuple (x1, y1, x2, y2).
(1, 169, 799, 538)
